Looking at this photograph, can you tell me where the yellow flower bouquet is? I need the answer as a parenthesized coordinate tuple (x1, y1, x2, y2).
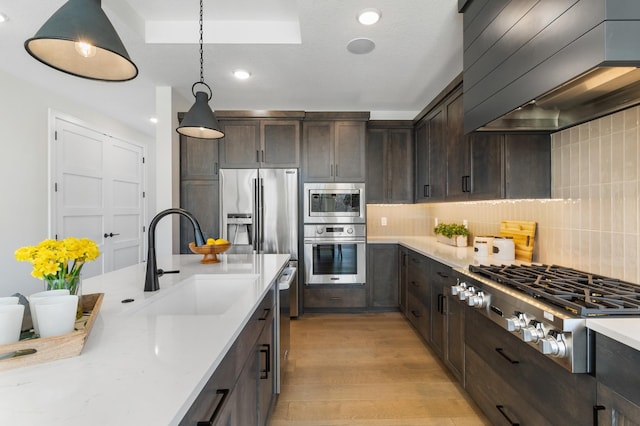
(15, 237, 100, 318)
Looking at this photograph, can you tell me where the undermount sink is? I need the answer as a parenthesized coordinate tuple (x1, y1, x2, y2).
(127, 274, 260, 316)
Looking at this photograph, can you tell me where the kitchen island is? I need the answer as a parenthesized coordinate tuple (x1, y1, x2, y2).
(0, 253, 289, 425)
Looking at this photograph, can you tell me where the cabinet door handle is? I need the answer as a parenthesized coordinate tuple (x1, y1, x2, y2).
(104, 233, 120, 238)
(197, 389, 230, 426)
(259, 344, 271, 379)
(436, 271, 449, 279)
(438, 294, 446, 314)
(256, 150, 260, 163)
(335, 164, 339, 177)
(258, 308, 271, 321)
(463, 175, 471, 192)
(411, 310, 422, 318)
(261, 150, 265, 163)
(593, 405, 605, 426)
(495, 405, 520, 426)
(330, 164, 334, 176)
(495, 347, 519, 364)
(423, 184, 429, 197)
(214, 162, 219, 175)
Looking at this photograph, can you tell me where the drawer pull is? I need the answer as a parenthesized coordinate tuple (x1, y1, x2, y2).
(411, 310, 422, 318)
(495, 348, 519, 364)
(436, 271, 449, 279)
(258, 308, 271, 321)
(496, 405, 520, 426)
(197, 389, 229, 426)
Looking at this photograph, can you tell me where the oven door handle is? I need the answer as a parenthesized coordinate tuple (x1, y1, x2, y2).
(305, 240, 366, 245)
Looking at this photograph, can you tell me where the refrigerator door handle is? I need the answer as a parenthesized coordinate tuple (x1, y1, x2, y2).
(253, 177, 259, 252)
(259, 177, 264, 252)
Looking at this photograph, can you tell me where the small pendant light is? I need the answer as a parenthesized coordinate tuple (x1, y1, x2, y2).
(176, 0, 224, 140)
(24, 0, 137, 81)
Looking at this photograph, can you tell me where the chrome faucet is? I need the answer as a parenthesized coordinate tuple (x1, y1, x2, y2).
(145, 208, 206, 292)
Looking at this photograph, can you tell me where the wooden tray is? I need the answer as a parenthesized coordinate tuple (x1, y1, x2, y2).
(0, 293, 104, 371)
(499, 220, 536, 262)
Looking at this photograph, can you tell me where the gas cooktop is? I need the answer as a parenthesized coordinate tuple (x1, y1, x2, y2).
(468, 264, 640, 317)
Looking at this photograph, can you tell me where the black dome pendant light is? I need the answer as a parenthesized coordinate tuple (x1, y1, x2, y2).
(24, 0, 137, 81)
(176, 0, 224, 139)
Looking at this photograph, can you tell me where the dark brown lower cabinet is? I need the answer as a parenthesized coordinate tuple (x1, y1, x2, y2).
(303, 285, 367, 310)
(367, 244, 399, 308)
(444, 274, 465, 383)
(257, 308, 275, 426)
(406, 250, 430, 341)
(595, 333, 640, 425)
(465, 308, 595, 425)
(180, 287, 276, 426)
(429, 259, 451, 358)
(398, 246, 409, 315)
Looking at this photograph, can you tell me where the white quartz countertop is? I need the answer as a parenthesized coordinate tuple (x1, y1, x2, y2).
(586, 318, 640, 352)
(368, 236, 476, 269)
(0, 253, 290, 426)
(368, 235, 640, 354)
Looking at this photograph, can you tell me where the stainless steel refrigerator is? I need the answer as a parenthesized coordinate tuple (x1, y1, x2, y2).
(219, 168, 299, 312)
(220, 168, 298, 395)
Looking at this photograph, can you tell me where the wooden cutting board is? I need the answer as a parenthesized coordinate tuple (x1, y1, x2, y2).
(499, 220, 536, 262)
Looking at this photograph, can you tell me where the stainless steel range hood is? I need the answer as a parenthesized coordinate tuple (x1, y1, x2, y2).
(479, 67, 640, 132)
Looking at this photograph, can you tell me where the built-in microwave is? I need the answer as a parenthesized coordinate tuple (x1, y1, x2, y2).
(303, 183, 365, 224)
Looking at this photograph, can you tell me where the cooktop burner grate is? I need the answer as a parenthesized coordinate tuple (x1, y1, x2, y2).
(468, 264, 640, 316)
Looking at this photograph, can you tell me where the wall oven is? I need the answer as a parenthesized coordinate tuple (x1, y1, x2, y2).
(303, 183, 365, 224)
(303, 224, 366, 285)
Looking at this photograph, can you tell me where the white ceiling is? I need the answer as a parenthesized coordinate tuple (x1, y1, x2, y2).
(0, 0, 463, 136)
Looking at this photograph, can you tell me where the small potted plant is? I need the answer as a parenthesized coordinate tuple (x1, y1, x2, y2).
(434, 223, 469, 247)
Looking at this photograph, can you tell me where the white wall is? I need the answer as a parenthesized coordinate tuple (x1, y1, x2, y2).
(0, 69, 154, 297)
(152, 86, 191, 257)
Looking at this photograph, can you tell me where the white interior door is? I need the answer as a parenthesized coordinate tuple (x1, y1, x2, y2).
(52, 117, 145, 277)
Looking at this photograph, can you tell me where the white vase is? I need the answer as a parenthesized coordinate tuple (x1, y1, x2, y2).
(31, 295, 78, 338)
(0, 304, 25, 345)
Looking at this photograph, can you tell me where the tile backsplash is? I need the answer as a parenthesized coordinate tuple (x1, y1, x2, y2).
(368, 105, 640, 284)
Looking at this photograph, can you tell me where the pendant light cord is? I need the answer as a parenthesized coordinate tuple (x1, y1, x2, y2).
(199, 0, 204, 84)
(192, 0, 211, 99)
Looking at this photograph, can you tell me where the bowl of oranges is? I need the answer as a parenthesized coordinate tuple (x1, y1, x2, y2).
(189, 238, 231, 264)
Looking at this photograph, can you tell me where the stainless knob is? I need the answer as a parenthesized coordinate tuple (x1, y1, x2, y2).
(522, 321, 545, 343)
(346, 228, 353, 234)
(450, 280, 467, 296)
(459, 286, 475, 301)
(467, 291, 488, 308)
(316, 227, 324, 234)
(538, 331, 567, 358)
(505, 312, 527, 332)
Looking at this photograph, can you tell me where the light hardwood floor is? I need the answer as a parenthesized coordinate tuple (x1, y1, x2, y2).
(270, 312, 490, 426)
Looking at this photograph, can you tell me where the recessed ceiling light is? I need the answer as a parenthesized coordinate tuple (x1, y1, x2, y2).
(357, 8, 381, 26)
(233, 70, 251, 80)
(347, 38, 376, 55)
(0, 13, 8, 23)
